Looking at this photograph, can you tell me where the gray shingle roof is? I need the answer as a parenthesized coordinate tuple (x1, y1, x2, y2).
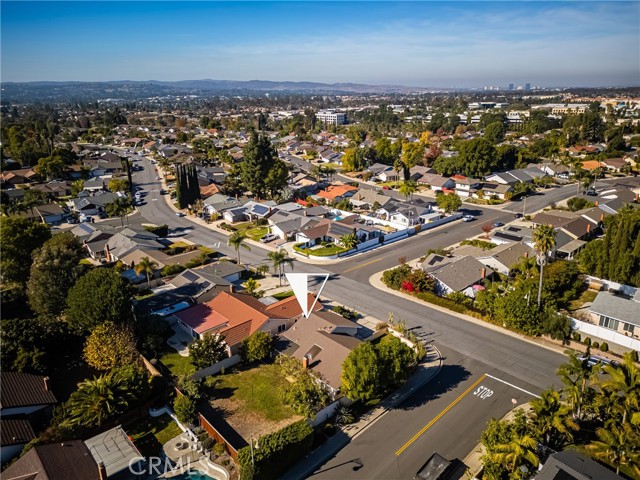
(535, 450, 623, 480)
(423, 255, 494, 292)
(0, 372, 57, 410)
(590, 290, 640, 327)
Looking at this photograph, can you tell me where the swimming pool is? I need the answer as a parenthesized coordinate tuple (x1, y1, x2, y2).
(168, 471, 216, 480)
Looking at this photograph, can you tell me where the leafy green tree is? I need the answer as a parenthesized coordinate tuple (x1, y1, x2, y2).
(83, 321, 139, 371)
(71, 179, 85, 196)
(241, 132, 278, 199)
(557, 352, 599, 421)
(189, 333, 227, 369)
(374, 137, 401, 165)
(456, 137, 498, 177)
(399, 180, 418, 201)
(267, 249, 294, 286)
(491, 431, 539, 478)
(36, 155, 65, 180)
(228, 231, 251, 265)
(533, 224, 556, 308)
(105, 196, 131, 228)
(108, 178, 128, 193)
(134, 256, 158, 289)
(494, 283, 544, 335)
(376, 335, 415, 388)
(174, 395, 198, 425)
(567, 197, 595, 212)
(243, 277, 261, 297)
(66, 268, 132, 334)
(381, 264, 412, 290)
(0, 216, 51, 288)
(341, 147, 367, 172)
(400, 142, 425, 179)
(483, 121, 507, 144)
(282, 366, 331, 418)
(601, 352, 640, 425)
(339, 232, 358, 251)
(62, 369, 138, 428)
(240, 331, 272, 363)
(265, 158, 289, 200)
(341, 342, 381, 401)
(436, 193, 462, 214)
(27, 232, 85, 317)
(587, 422, 640, 476)
(529, 388, 578, 450)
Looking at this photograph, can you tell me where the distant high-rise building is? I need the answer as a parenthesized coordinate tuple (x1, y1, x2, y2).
(525, 83, 531, 91)
(315, 110, 347, 125)
(508, 83, 514, 90)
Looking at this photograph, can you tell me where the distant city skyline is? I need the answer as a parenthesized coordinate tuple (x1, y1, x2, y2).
(1, 1, 639, 88)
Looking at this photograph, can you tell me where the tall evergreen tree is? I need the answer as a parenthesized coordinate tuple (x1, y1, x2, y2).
(241, 132, 276, 200)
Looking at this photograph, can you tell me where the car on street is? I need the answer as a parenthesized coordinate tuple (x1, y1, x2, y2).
(462, 215, 475, 222)
(514, 213, 524, 218)
(159, 189, 167, 195)
(175, 212, 185, 217)
(493, 221, 504, 228)
(577, 354, 617, 369)
(156, 176, 161, 180)
(583, 190, 598, 196)
(260, 233, 278, 243)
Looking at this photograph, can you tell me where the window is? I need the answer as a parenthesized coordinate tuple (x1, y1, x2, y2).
(623, 323, 635, 335)
(599, 315, 619, 331)
(277, 324, 287, 333)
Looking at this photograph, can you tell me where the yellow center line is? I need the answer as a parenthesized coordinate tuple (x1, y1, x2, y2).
(342, 257, 384, 273)
(395, 374, 487, 456)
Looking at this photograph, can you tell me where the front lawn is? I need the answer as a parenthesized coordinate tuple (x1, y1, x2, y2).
(294, 243, 348, 257)
(213, 363, 297, 422)
(272, 290, 294, 300)
(246, 227, 268, 241)
(127, 414, 182, 457)
(159, 351, 195, 377)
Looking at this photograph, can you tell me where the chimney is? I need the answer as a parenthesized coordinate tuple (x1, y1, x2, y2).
(304, 210, 308, 217)
(105, 244, 111, 263)
(302, 355, 309, 369)
(98, 462, 107, 480)
(600, 213, 604, 222)
(524, 252, 529, 258)
(229, 285, 235, 293)
(481, 268, 486, 279)
(43, 376, 50, 391)
(595, 201, 598, 206)
(587, 224, 591, 233)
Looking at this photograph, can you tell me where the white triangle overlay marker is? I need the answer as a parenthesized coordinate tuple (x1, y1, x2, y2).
(285, 273, 330, 319)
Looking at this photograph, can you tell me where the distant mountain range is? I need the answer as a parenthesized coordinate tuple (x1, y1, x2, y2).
(1, 79, 445, 102)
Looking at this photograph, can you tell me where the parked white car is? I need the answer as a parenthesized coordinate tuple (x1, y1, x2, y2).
(260, 234, 278, 243)
(462, 215, 475, 222)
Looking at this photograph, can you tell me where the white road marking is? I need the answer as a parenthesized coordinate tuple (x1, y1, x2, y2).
(473, 385, 494, 399)
(485, 373, 541, 398)
(152, 198, 158, 201)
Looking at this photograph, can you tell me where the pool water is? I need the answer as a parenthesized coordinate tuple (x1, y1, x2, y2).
(169, 471, 216, 480)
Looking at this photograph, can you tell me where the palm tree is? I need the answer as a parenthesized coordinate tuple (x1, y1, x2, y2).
(532, 224, 556, 308)
(267, 249, 294, 286)
(399, 180, 418, 201)
(106, 197, 130, 228)
(529, 388, 579, 450)
(587, 422, 640, 476)
(228, 231, 250, 265)
(601, 352, 640, 425)
(63, 373, 134, 428)
(134, 256, 158, 289)
(557, 352, 599, 421)
(340, 232, 358, 251)
(492, 431, 539, 476)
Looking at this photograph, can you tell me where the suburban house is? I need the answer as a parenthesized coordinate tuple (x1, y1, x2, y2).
(349, 189, 394, 211)
(32, 180, 72, 198)
(202, 194, 249, 216)
(295, 216, 382, 247)
(480, 182, 513, 200)
(414, 172, 456, 191)
(476, 242, 534, 276)
(588, 288, 640, 339)
(1, 440, 103, 480)
(172, 292, 322, 353)
(0, 373, 57, 464)
(485, 167, 547, 185)
(451, 175, 481, 198)
(600, 157, 627, 172)
(20, 203, 66, 225)
(0, 168, 39, 187)
(534, 450, 623, 480)
(531, 210, 596, 258)
(271, 215, 318, 240)
(84, 426, 144, 478)
(540, 163, 571, 178)
(278, 310, 362, 396)
(316, 184, 359, 203)
(422, 254, 495, 297)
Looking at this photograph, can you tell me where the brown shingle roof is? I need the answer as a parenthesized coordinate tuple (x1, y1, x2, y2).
(0, 373, 57, 410)
(1, 419, 36, 446)
(1, 440, 100, 480)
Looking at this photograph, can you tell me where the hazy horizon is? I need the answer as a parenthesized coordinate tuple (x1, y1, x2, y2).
(2, 1, 639, 88)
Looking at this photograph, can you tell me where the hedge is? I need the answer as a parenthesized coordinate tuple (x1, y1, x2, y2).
(237, 419, 313, 480)
(415, 291, 469, 314)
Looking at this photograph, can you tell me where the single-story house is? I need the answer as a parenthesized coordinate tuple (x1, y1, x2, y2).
(491, 225, 535, 248)
(2, 440, 103, 480)
(272, 216, 317, 240)
(34, 203, 66, 224)
(476, 242, 534, 275)
(422, 254, 495, 297)
(349, 189, 394, 211)
(32, 181, 72, 198)
(316, 184, 359, 203)
(601, 157, 627, 172)
(417, 173, 456, 191)
(534, 450, 624, 480)
(203, 194, 249, 216)
(588, 288, 640, 339)
(485, 167, 547, 185)
(278, 310, 362, 395)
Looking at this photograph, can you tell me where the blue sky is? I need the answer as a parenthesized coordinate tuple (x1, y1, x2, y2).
(1, 1, 639, 87)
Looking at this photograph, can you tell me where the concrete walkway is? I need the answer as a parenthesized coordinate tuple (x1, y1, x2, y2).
(281, 348, 443, 480)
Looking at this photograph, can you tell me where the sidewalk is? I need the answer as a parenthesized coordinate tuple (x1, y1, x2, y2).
(281, 348, 443, 480)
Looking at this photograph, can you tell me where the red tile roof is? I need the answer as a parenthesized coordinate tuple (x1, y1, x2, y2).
(317, 184, 358, 201)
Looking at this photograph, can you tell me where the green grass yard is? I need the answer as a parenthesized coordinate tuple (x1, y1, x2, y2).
(127, 414, 182, 457)
(568, 289, 598, 312)
(159, 351, 195, 377)
(272, 290, 295, 300)
(294, 243, 348, 257)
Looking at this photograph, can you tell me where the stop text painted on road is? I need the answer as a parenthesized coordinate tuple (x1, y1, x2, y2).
(473, 385, 494, 399)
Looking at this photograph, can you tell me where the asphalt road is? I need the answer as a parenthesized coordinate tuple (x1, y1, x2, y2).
(311, 345, 542, 480)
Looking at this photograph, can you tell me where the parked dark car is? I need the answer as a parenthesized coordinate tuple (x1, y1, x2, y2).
(583, 190, 598, 196)
(514, 213, 524, 218)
